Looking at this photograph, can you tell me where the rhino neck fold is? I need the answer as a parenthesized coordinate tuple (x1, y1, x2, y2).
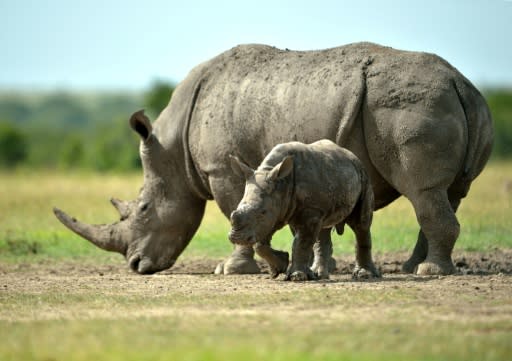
(181, 79, 214, 201)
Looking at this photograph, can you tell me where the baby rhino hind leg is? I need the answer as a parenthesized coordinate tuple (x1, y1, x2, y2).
(346, 185, 380, 280)
(310, 229, 334, 279)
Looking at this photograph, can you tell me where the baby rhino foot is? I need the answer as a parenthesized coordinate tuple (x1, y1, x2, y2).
(311, 265, 329, 280)
(285, 267, 317, 282)
(269, 250, 290, 278)
(352, 264, 381, 280)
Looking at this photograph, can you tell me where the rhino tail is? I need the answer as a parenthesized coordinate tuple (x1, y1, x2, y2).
(453, 77, 494, 187)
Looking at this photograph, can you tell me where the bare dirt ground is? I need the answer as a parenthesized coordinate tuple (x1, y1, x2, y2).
(3, 248, 512, 278)
(1, 250, 511, 312)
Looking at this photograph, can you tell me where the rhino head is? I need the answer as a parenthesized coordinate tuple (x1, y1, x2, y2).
(54, 110, 206, 274)
(228, 155, 294, 246)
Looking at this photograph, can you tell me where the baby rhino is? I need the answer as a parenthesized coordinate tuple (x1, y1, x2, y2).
(229, 140, 380, 281)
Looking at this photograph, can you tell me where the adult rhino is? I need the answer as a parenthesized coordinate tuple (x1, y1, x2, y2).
(54, 42, 493, 275)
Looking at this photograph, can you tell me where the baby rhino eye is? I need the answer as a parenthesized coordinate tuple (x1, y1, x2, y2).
(260, 209, 267, 216)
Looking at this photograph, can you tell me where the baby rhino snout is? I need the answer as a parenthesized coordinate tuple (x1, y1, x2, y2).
(230, 209, 246, 228)
(229, 208, 255, 245)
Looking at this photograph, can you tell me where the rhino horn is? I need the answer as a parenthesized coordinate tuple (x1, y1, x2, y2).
(53, 207, 127, 254)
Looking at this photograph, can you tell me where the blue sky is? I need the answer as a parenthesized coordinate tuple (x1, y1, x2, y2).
(1, 0, 511, 90)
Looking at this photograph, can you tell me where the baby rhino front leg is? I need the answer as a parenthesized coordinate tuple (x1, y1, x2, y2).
(254, 243, 289, 278)
(286, 212, 322, 281)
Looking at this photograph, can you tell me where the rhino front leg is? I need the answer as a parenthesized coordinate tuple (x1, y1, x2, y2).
(214, 245, 260, 275)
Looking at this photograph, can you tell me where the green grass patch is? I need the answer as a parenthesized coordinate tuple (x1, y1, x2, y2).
(2, 316, 510, 361)
(1, 279, 511, 361)
(1, 161, 511, 262)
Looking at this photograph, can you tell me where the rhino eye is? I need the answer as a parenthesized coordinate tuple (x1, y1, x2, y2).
(139, 203, 149, 212)
(260, 210, 267, 216)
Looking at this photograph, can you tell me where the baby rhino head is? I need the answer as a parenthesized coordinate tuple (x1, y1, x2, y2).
(229, 155, 294, 246)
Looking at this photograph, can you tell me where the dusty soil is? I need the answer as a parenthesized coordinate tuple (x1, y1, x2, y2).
(1, 249, 511, 295)
(168, 248, 512, 275)
(2, 249, 512, 278)
(1, 249, 511, 326)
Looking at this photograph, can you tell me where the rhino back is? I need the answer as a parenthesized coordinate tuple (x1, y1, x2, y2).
(181, 42, 479, 214)
(188, 44, 371, 174)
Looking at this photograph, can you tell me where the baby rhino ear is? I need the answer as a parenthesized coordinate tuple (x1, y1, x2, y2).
(269, 156, 294, 181)
(229, 155, 254, 180)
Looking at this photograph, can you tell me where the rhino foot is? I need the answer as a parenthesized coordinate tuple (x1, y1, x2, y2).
(401, 258, 420, 274)
(352, 264, 381, 280)
(214, 257, 260, 275)
(416, 260, 455, 275)
(214, 245, 261, 275)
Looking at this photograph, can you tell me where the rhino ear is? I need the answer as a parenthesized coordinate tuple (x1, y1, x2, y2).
(230, 155, 254, 180)
(130, 110, 153, 141)
(269, 156, 294, 181)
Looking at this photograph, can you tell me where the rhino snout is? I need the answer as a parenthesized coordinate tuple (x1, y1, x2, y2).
(128, 254, 175, 275)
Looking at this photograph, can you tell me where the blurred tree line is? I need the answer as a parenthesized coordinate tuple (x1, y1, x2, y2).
(0, 80, 174, 171)
(0, 84, 510, 171)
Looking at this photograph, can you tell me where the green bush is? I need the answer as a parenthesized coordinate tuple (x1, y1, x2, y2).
(144, 80, 175, 118)
(0, 121, 27, 167)
(0, 85, 510, 172)
(485, 90, 512, 158)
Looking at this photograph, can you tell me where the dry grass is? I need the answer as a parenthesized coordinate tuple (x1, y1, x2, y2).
(0, 161, 511, 261)
(1, 261, 511, 361)
(1, 163, 511, 360)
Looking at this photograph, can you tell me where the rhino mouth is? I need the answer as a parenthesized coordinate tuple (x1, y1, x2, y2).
(228, 228, 256, 246)
(128, 254, 176, 275)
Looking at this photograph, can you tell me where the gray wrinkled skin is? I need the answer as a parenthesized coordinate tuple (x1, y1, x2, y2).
(54, 42, 493, 275)
(229, 140, 380, 281)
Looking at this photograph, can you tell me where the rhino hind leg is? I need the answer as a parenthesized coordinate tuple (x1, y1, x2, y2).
(402, 192, 463, 274)
(214, 245, 260, 275)
(310, 229, 335, 279)
(402, 231, 428, 273)
(409, 189, 459, 275)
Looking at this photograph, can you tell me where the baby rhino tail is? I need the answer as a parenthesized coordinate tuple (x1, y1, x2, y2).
(336, 161, 374, 234)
